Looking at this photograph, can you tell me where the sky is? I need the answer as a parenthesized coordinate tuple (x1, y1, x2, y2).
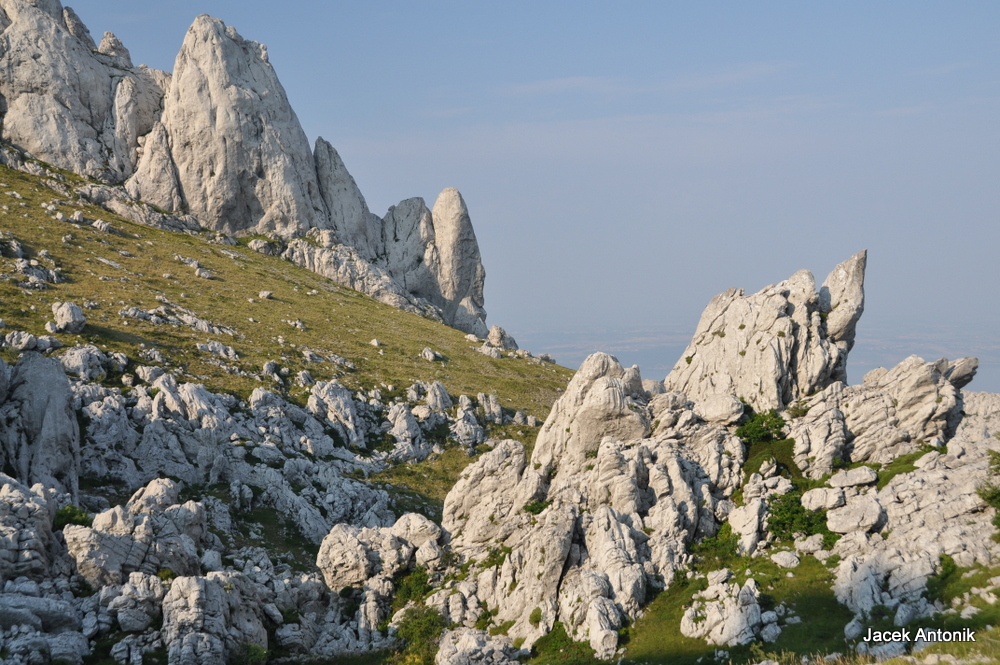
(78, 2, 1000, 391)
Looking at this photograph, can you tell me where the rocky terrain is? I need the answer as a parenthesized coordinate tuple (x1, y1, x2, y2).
(0, 3, 999, 665)
(0, 0, 487, 335)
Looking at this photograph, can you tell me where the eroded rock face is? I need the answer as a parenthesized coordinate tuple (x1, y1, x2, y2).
(664, 252, 867, 412)
(127, 15, 325, 236)
(280, 193, 489, 335)
(161, 573, 267, 665)
(0, 0, 170, 182)
(1, 4, 493, 336)
(680, 573, 763, 647)
(0, 353, 79, 497)
(0, 474, 54, 581)
(440, 352, 746, 654)
(787, 354, 974, 478)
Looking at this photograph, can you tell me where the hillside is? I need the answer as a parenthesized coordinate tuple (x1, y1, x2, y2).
(3, 161, 1000, 665)
(1, 3, 1000, 665)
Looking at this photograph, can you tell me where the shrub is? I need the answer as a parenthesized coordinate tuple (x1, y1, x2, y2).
(393, 567, 432, 613)
(529, 606, 542, 626)
(228, 642, 267, 665)
(396, 605, 447, 665)
(523, 500, 550, 515)
(925, 554, 959, 603)
(481, 546, 512, 569)
(736, 409, 786, 446)
(786, 401, 810, 419)
(691, 523, 739, 569)
(53, 505, 92, 530)
(156, 568, 176, 582)
(768, 492, 839, 549)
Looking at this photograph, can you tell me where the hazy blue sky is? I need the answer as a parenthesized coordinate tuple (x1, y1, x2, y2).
(80, 2, 1000, 390)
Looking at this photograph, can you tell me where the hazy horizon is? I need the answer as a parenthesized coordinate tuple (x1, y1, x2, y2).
(79, 2, 1000, 392)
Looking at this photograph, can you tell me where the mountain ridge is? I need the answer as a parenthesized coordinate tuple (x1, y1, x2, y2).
(0, 1, 489, 336)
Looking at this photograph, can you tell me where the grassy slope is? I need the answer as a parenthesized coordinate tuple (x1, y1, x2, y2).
(0, 163, 571, 418)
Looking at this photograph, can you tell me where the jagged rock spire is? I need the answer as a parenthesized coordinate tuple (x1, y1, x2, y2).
(664, 251, 868, 412)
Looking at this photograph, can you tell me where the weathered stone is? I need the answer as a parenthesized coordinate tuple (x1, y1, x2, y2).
(51, 301, 86, 333)
(665, 252, 867, 412)
(827, 495, 883, 534)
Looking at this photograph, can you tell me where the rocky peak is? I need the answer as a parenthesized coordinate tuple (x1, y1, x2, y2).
(61, 6, 94, 49)
(0, 4, 495, 336)
(664, 251, 867, 412)
(126, 14, 325, 236)
(426, 188, 487, 336)
(313, 137, 382, 260)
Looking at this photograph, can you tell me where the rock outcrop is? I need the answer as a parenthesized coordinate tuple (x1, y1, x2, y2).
(0, 352, 79, 498)
(126, 14, 325, 237)
(0, 3, 491, 334)
(0, 0, 169, 182)
(664, 251, 867, 412)
(428, 253, 1000, 663)
(439, 352, 747, 657)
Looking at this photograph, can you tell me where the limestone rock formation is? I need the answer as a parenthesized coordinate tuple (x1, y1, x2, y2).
(0, 352, 79, 497)
(0, 4, 492, 335)
(126, 14, 325, 237)
(435, 628, 522, 665)
(440, 352, 747, 655)
(664, 251, 867, 412)
(49, 301, 86, 333)
(788, 354, 974, 478)
(680, 572, 764, 647)
(0, 0, 170, 181)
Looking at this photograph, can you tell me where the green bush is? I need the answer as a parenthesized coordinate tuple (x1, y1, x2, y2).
(392, 567, 432, 614)
(53, 505, 92, 530)
(523, 500, 550, 515)
(768, 492, 839, 548)
(529, 606, 542, 626)
(786, 401, 810, 419)
(691, 523, 739, 569)
(228, 642, 267, 665)
(925, 554, 959, 603)
(977, 451, 1000, 532)
(481, 546, 511, 569)
(736, 409, 786, 446)
(396, 605, 447, 665)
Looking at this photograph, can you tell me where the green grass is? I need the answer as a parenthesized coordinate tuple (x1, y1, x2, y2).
(621, 556, 853, 665)
(0, 164, 572, 418)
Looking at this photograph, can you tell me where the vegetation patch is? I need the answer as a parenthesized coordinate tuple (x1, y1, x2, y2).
(53, 504, 92, 530)
(876, 442, 941, 490)
(768, 492, 839, 549)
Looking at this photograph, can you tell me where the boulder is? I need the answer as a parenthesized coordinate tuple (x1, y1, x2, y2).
(769, 551, 800, 568)
(828, 466, 878, 488)
(801, 488, 845, 511)
(315, 523, 415, 590)
(435, 628, 522, 665)
(827, 495, 884, 534)
(693, 394, 744, 424)
(50, 301, 86, 333)
(487, 326, 518, 351)
(680, 578, 763, 647)
(59, 345, 107, 381)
